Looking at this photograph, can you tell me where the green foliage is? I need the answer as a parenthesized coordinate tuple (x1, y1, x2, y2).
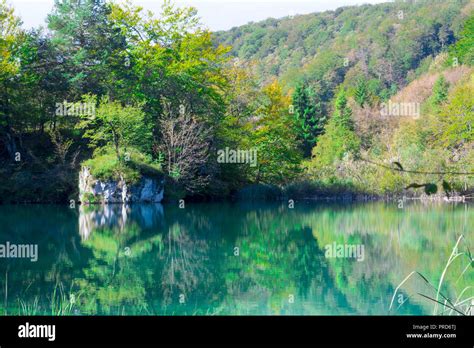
(310, 89, 360, 171)
(84, 147, 162, 184)
(449, 15, 474, 66)
(77, 95, 151, 161)
(424, 183, 438, 195)
(0, 0, 22, 79)
(108, 0, 230, 122)
(430, 76, 450, 106)
(354, 78, 369, 107)
(215, 0, 469, 99)
(47, 0, 126, 98)
(438, 76, 474, 147)
(250, 80, 303, 184)
(1, 0, 473, 202)
(84, 149, 121, 181)
(292, 83, 326, 156)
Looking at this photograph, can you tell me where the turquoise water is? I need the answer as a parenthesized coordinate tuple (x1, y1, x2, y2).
(0, 202, 472, 315)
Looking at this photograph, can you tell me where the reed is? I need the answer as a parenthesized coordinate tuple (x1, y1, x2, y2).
(389, 234, 473, 315)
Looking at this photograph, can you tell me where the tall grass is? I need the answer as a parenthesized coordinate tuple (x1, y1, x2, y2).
(389, 234, 473, 315)
(50, 281, 76, 316)
(3, 280, 80, 316)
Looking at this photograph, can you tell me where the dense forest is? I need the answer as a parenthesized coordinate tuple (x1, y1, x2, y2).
(0, 0, 473, 203)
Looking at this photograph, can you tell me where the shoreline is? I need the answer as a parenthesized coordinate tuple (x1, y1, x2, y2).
(1, 193, 472, 205)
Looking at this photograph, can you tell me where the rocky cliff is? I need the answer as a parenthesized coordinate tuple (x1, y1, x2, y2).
(79, 166, 164, 204)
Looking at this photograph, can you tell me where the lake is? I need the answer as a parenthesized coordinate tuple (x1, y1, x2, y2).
(0, 202, 472, 315)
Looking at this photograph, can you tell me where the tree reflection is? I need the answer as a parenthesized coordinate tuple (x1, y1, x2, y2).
(159, 223, 210, 306)
(0, 202, 470, 315)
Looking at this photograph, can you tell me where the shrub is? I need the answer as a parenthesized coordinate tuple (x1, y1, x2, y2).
(83, 147, 162, 184)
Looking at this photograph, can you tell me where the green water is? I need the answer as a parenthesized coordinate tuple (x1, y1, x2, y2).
(0, 202, 472, 315)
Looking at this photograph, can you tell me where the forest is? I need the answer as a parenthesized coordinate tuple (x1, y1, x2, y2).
(0, 0, 473, 203)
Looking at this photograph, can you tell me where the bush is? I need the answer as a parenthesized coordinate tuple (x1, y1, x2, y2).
(83, 147, 162, 184)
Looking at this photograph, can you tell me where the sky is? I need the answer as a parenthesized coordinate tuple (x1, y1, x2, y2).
(9, 0, 389, 32)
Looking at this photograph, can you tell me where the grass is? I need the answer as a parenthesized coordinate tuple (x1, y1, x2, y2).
(50, 281, 77, 316)
(389, 234, 473, 315)
(83, 147, 163, 185)
(4, 281, 81, 316)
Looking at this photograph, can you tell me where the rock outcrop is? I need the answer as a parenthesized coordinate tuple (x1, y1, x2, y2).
(79, 166, 164, 204)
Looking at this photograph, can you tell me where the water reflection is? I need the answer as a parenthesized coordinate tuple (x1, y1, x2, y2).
(0, 202, 471, 315)
(79, 204, 164, 240)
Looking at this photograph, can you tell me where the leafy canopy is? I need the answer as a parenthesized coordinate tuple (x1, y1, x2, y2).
(77, 95, 151, 161)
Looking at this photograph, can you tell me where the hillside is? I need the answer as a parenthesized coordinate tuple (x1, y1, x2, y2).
(214, 0, 472, 95)
(214, 0, 474, 197)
